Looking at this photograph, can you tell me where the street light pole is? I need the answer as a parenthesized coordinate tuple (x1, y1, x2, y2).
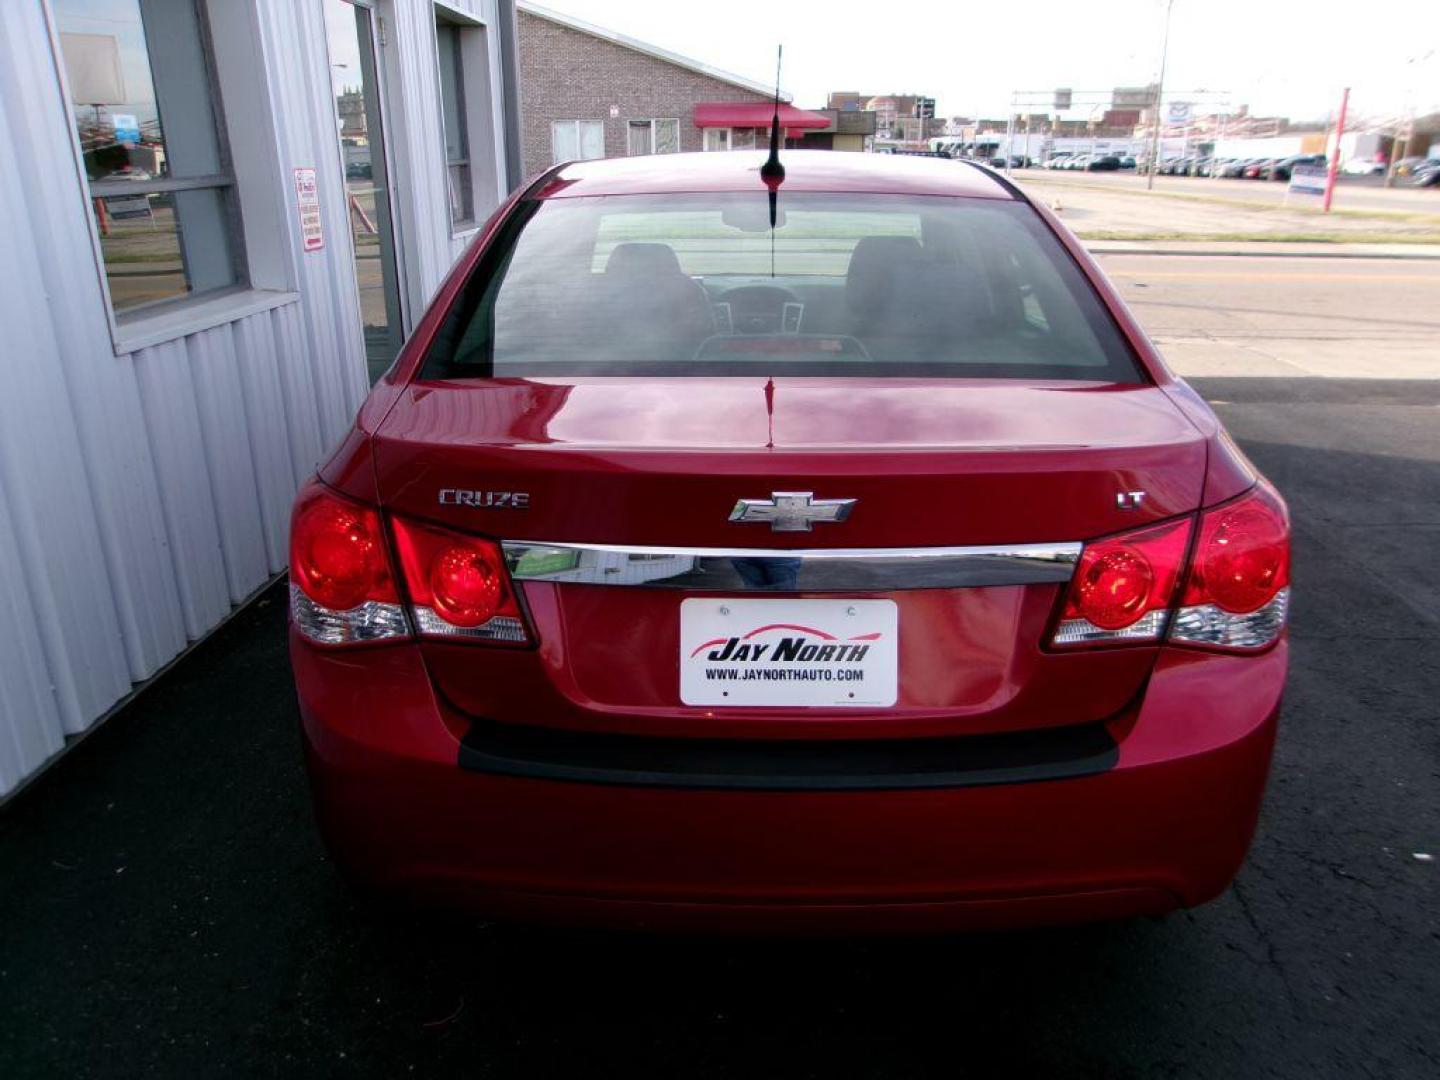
(1146, 0, 1175, 190)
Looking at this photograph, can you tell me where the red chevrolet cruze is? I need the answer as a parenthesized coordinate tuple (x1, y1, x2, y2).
(290, 151, 1288, 932)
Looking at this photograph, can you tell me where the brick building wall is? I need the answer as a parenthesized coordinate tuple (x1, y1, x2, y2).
(517, 9, 772, 179)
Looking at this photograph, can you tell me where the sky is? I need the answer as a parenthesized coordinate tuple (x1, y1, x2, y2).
(529, 0, 1440, 125)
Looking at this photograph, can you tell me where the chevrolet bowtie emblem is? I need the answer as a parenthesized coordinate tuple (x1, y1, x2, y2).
(729, 491, 857, 532)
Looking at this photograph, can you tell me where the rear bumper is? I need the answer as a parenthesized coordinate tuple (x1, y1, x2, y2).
(294, 632, 1284, 932)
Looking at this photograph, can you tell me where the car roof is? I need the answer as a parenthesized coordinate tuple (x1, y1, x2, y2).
(535, 150, 1018, 200)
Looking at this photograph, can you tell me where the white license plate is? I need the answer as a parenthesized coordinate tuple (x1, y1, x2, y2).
(679, 598, 898, 707)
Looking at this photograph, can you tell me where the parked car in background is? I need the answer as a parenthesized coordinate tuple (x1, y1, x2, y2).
(100, 165, 154, 182)
(1242, 159, 1276, 179)
(1393, 157, 1427, 177)
(1086, 155, 1122, 171)
(1119, 156, 1137, 169)
(289, 150, 1291, 934)
(1411, 161, 1440, 187)
(1342, 157, 1387, 176)
(1044, 153, 1074, 169)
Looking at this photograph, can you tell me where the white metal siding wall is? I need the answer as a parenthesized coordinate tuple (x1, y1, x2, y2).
(0, 0, 513, 797)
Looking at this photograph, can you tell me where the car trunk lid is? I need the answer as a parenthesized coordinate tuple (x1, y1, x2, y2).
(374, 376, 1205, 737)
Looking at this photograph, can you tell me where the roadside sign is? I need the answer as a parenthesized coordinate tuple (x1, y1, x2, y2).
(294, 167, 324, 252)
(1166, 101, 1192, 124)
(112, 113, 140, 145)
(1054, 88, 1072, 111)
(105, 193, 151, 220)
(1289, 165, 1327, 196)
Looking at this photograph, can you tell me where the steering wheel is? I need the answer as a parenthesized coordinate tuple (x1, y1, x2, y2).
(715, 285, 801, 335)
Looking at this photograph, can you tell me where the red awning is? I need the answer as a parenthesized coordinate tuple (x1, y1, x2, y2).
(693, 102, 831, 134)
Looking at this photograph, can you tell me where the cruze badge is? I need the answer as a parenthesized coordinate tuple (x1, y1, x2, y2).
(729, 491, 856, 532)
(439, 489, 530, 509)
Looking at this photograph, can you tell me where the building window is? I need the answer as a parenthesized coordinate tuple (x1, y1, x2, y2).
(731, 128, 757, 150)
(626, 118, 680, 156)
(434, 14, 472, 226)
(703, 127, 730, 152)
(56, 0, 243, 315)
(552, 120, 605, 164)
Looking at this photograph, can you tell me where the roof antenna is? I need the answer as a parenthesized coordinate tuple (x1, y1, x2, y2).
(762, 45, 784, 278)
(760, 45, 785, 186)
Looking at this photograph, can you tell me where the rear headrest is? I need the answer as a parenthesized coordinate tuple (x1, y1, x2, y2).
(604, 242, 685, 278)
(845, 236, 924, 313)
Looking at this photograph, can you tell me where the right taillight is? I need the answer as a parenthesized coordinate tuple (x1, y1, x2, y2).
(1170, 483, 1290, 651)
(1051, 482, 1290, 652)
(1052, 517, 1192, 646)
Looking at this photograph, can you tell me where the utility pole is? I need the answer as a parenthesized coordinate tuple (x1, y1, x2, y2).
(1005, 94, 1015, 176)
(1213, 108, 1227, 179)
(1146, 0, 1175, 190)
(1322, 86, 1349, 213)
(1385, 122, 1407, 188)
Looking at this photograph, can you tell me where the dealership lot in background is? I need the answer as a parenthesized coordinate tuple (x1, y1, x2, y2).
(1017, 169, 1440, 244)
(1, 258, 1436, 1078)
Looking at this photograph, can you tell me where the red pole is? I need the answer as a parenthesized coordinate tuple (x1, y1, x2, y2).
(1322, 87, 1349, 213)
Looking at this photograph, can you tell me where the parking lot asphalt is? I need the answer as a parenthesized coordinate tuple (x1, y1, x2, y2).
(3, 335, 1439, 1074)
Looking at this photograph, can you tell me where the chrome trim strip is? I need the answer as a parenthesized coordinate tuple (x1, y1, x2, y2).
(502, 540, 1081, 592)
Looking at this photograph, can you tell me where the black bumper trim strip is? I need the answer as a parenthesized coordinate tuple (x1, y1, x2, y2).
(458, 718, 1118, 791)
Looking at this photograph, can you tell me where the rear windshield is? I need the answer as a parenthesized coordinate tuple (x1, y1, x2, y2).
(423, 192, 1142, 381)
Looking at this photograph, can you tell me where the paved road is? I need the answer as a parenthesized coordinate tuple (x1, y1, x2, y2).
(1096, 254, 1440, 378)
(2, 276, 1438, 1076)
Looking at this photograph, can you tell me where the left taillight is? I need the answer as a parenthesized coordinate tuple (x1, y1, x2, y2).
(289, 481, 408, 645)
(389, 516, 532, 646)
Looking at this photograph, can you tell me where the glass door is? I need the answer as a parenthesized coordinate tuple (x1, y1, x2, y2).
(324, 0, 404, 382)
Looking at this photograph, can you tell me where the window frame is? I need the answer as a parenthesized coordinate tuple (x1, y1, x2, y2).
(46, 0, 300, 355)
(703, 127, 730, 152)
(432, 3, 497, 236)
(434, 13, 472, 228)
(551, 119, 606, 164)
(626, 117, 681, 156)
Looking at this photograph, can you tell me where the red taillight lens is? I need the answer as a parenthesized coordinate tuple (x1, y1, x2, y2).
(390, 517, 531, 645)
(1170, 484, 1290, 651)
(1182, 485, 1290, 614)
(1053, 518, 1191, 646)
(429, 544, 505, 627)
(288, 481, 407, 645)
(290, 485, 398, 610)
(1071, 547, 1155, 629)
